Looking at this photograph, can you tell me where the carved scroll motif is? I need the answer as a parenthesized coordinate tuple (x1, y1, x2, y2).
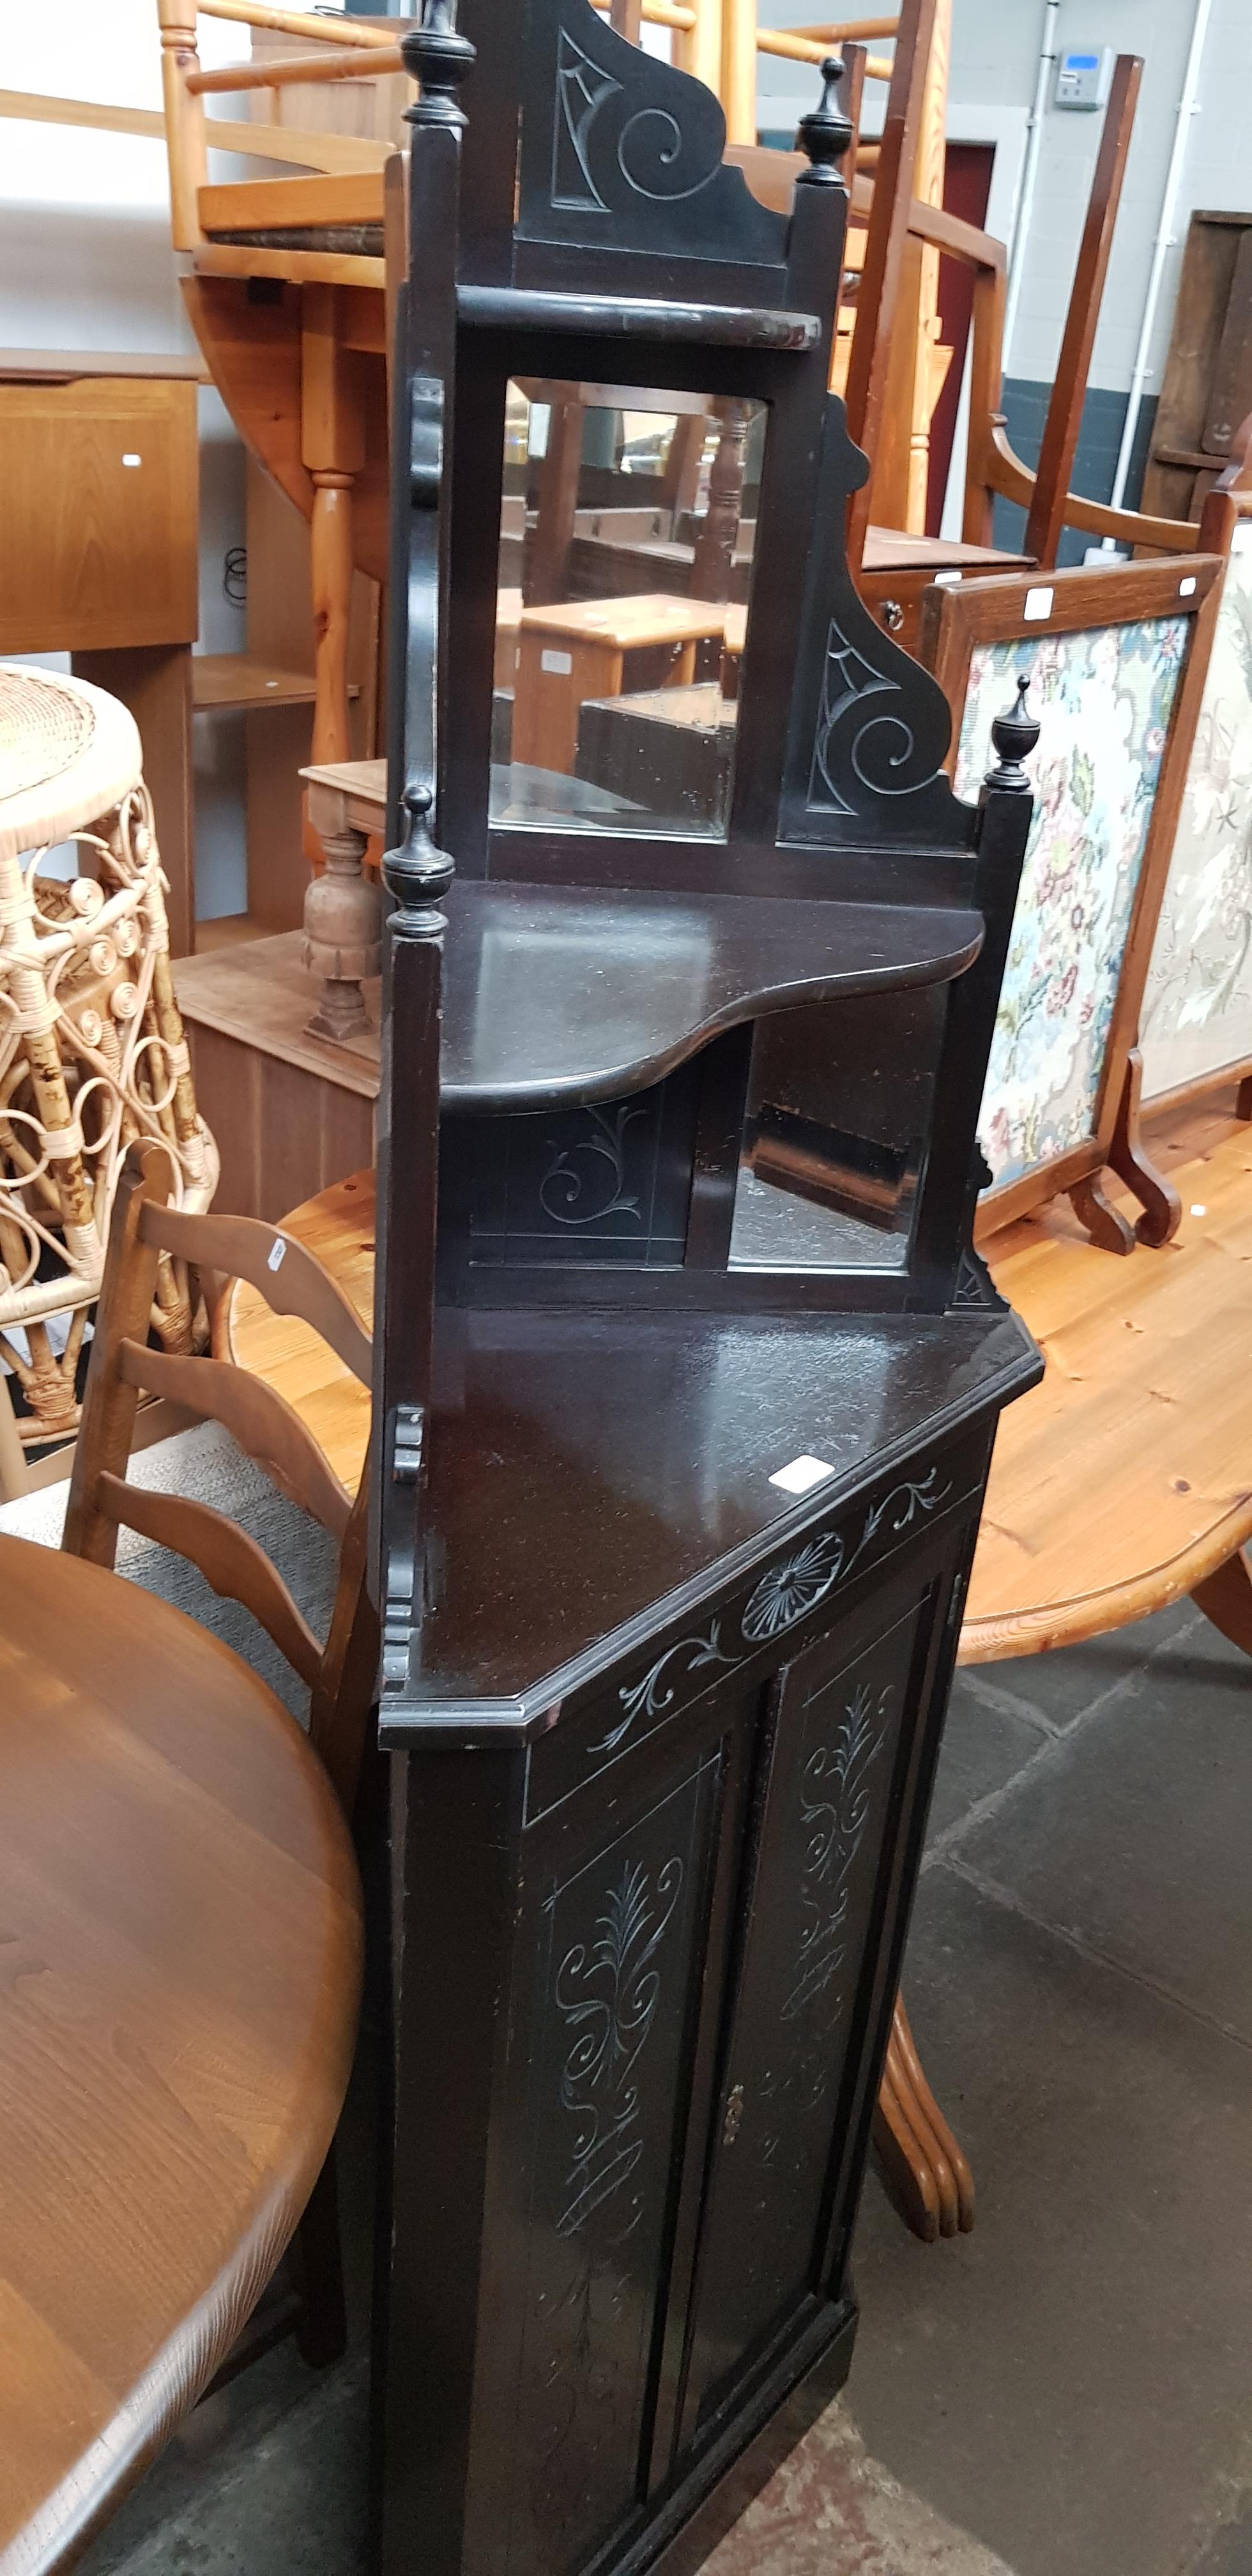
(520, 0, 786, 263)
(781, 398, 968, 847)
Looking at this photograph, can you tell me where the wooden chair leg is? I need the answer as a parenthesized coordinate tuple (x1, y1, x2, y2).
(1191, 1548, 1252, 1657)
(1069, 1174, 1136, 1255)
(873, 1992, 975, 2241)
(293, 2140, 348, 2368)
(1107, 1047, 1183, 1248)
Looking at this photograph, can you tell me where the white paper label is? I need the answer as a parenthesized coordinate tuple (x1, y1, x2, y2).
(933, 569, 963, 588)
(267, 1237, 287, 1272)
(1178, 574, 1197, 596)
(541, 648, 573, 675)
(1023, 585, 1054, 622)
(769, 1454, 835, 1496)
(121, 453, 141, 467)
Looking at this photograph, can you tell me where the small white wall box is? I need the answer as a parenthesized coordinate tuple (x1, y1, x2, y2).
(1055, 47, 1115, 108)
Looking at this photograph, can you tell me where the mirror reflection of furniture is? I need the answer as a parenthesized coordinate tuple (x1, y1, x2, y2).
(511, 594, 730, 775)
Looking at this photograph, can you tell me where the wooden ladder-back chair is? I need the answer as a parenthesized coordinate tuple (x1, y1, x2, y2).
(694, 2, 960, 560)
(63, 1135, 378, 2368)
(911, 52, 1241, 569)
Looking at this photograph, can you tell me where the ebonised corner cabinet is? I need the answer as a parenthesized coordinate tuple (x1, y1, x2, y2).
(369, 8, 1042, 2572)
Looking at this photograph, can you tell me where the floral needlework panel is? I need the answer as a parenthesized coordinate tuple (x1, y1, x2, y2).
(1139, 547, 1252, 1100)
(953, 615, 1189, 1190)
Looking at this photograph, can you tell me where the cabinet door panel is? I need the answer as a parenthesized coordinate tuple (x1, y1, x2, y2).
(678, 1590, 931, 2439)
(491, 1751, 722, 2576)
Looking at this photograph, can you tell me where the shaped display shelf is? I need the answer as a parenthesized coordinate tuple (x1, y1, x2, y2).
(391, 1299, 1035, 1738)
(434, 880, 983, 1114)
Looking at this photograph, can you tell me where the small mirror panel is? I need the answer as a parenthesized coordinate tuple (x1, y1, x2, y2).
(490, 381, 766, 838)
(728, 990, 944, 1273)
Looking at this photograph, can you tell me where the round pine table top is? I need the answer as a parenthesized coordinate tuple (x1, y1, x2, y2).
(0, 1535, 362, 2573)
(226, 1108, 1252, 1667)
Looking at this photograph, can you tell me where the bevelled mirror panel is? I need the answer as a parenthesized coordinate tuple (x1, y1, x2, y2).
(489, 381, 765, 838)
(728, 990, 945, 1273)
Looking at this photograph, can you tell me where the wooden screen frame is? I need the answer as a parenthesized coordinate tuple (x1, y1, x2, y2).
(920, 553, 1225, 1250)
(1135, 490, 1252, 1133)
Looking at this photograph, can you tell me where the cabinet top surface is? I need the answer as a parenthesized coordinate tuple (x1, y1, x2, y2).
(392, 1301, 1037, 1730)
(430, 882, 983, 1114)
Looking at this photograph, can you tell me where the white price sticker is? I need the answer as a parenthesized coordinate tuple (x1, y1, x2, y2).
(770, 1455, 835, 1496)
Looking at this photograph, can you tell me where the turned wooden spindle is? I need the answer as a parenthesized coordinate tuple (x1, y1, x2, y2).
(303, 816, 381, 1042)
(156, 0, 208, 252)
(692, 398, 751, 606)
(302, 285, 363, 789)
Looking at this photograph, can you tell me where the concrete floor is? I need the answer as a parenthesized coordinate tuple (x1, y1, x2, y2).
(82, 1596, 1252, 2576)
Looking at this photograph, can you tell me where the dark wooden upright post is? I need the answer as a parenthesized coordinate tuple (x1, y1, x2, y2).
(374, 0, 475, 1694)
(910, 678, 1039, 1304)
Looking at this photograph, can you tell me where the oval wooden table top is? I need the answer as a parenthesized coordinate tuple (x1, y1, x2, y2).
(0, 1535, 362, 2576)
(225, 1108, 1252, 1669)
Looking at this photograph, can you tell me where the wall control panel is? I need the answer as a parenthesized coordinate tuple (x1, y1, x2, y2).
(1055, 47, 1115, 109)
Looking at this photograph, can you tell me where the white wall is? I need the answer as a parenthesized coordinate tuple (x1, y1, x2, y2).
(758, 0, 1251, 399)
(957, 0, 1251, 394)
(0, 2, 347, 916)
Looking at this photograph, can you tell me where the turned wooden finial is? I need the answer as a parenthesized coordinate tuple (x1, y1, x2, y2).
(986, 675, 1040, 794)
(382, 786, 455, 930)
(797, 56, 853, 183)
(401, 0, 476, 126)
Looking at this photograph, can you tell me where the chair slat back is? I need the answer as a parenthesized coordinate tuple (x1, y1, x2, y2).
(65, 1142, 376, 1812)
(116, 1339, 353, 1539)
(96, 1471, 324, 1689)
(142, 1201, 372, 1386)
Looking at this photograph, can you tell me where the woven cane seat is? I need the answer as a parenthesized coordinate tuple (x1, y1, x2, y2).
(0, 666, 144, 864)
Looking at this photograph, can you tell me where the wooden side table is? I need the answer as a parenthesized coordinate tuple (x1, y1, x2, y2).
(512, 592, 729, 773)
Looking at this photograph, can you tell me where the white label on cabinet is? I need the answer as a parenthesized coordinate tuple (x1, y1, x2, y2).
(121, 453, 142, 467)
(1023, 586, 1054, 621)
(541, 648, 573, 675)
(769, 1453, 835, 1495)
(1178, 574, 1197, 595)
(268, 1237, 287, 1272)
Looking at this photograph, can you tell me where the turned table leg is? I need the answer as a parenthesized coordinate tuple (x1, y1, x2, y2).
(1191, 1547, 1252, 1655)
(874, 1993, 975, 2242)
